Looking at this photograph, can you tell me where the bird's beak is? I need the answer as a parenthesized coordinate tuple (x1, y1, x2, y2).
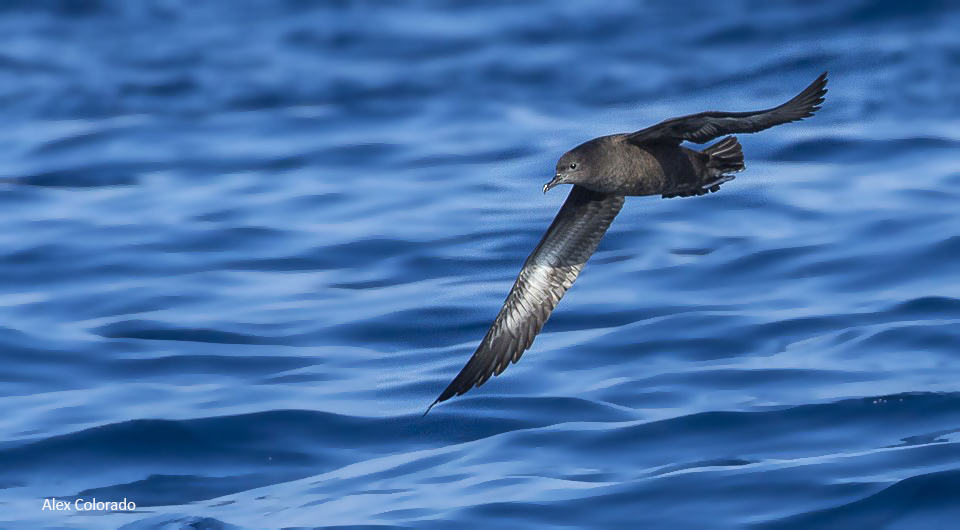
(542, 174, 563, 193)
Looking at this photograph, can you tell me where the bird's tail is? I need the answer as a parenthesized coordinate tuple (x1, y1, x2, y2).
(702, 136, 744, 176)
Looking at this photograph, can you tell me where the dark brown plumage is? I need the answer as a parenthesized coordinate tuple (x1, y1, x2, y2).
(426, 72, 828, 413)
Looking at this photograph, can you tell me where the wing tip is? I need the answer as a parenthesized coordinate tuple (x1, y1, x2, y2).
(427, 344, 496, 413)
(806, 71, 829, 102)
(422, 399, 439, 416)
(424, 382, 462, 415)
(424, 366, 490, 415)
(782, 70, 829, 122)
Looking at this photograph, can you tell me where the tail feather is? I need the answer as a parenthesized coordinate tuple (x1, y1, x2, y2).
(702, 136, 744, 176)
(662, 136, 744, 199)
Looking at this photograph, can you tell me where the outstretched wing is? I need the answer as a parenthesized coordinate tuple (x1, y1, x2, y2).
(428, 186, 625, 411)
(626, 72, 828, 146)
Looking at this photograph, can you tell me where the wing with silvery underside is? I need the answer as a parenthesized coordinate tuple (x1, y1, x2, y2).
(427, 185, 625, 412)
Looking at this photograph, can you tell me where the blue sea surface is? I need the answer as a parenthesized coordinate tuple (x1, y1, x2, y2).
(1, 1, 960, 528)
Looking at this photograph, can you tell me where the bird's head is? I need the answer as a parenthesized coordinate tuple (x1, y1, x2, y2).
(543, 150, 587, 193)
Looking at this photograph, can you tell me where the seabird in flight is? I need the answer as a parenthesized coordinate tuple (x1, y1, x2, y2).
(426, 72, 828, 414)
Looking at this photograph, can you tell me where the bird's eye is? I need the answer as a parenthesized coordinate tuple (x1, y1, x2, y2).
(569, 163, 577, 170)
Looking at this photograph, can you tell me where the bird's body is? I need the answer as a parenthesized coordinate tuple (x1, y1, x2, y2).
(426, 73, 828, 414)
(557, 134, 737, 197)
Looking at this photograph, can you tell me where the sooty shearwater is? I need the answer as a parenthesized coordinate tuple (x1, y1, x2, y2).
(426, 72, 828, 414)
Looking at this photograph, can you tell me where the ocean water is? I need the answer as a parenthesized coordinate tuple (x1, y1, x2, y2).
(1, 1, 959, 528)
